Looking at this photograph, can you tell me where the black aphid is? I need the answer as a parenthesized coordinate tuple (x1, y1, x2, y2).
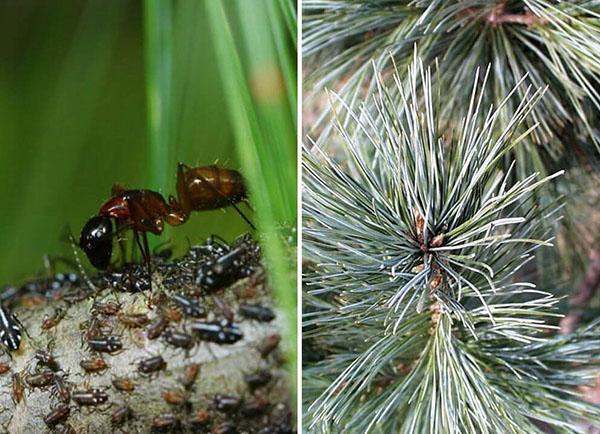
(0, 305, 22, 351)
(189, 319, 243, 344)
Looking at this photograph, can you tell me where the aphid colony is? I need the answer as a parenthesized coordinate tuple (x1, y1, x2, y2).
(0, 234, 289, 433)
(0, 233, 261, 355)
(1, 296, 284, 432)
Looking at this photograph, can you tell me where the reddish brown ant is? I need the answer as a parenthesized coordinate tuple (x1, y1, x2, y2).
(79, 163, 254, 277)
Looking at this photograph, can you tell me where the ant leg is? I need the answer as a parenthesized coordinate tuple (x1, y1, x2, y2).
(115, 220, 128, 266)
(132, 231, 150, 300)
(141, 232, 155, 304)
(194, 171, 256, 231)
(228, 202, 256, 230)
(142, 233, 152, 278)
(175, 162, 192, 219)
(133, 231, 144, 266)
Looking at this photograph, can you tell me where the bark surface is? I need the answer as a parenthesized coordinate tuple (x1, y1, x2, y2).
(0, 240, 292, 434)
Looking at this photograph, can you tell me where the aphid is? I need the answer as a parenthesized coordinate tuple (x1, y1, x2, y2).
(72, 388, 109, 406)
(92, 301, 121, 316)
(257, 423, 293, 434)
(53, 374, 71, 403)
(180, 363, 200, 390)
(57, 423, 76, 434)
(138, 355, 166, 375)
(0, 361, 10, 374)
(0, 285, 20, 304)
(241, 395, 269, 416)
(34, 349, 60, 371)
(171, 293, 206, 318)
(162, 389, 187, 406)
(189, 235, 229, 260)
(0, 305, 22, 351)
(61, 287, 90, 303)
(49, 271, 85, 292)
(111, 405, 132, 426)
(147, 315, 169, 340)
(43, 404, 70, 427)
(26, 370, 55, 389)
(41, 308, 66, 331)
(80, 316, 109, 346)
(258, 334, 281, 358)
(131, 328, 147, 348)
(212, 421, 238, 434)
(117, 312, 150, 328)
(12, 372, 24, 403)
(189, 409, 210, 429)
(87, 335, 123, 353)
(105, 267, 152, 293)
(213, 296, 235, 322)
(80, 357, 108, 373)
(239, 303, 275, 322)
(20, 294, 46, 307)
(189, 319, 243, 344)
(213, 394, 241, 413)
(151, 413, 180, 432)
(162, 307, 183, 322)
(163, 328, 194, 350)
(196, 235, 259, 289)
(112, 376, 136, 392)
(244, 370, 272, 390)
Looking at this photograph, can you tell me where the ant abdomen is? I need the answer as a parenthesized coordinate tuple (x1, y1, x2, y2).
(178, 164, 246, 212)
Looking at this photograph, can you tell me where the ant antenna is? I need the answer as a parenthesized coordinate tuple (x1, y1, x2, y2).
(68, 234, 97, 293)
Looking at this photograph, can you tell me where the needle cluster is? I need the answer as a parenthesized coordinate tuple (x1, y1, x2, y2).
(304, 0, 600, 175)
(302, 58, 600, 433)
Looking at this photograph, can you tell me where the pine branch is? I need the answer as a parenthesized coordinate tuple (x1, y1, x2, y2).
(302, 56, 600, 433)
(303, 0, 600, 175)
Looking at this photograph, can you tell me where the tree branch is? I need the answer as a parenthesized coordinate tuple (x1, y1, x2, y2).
(0, 246, 293, 433)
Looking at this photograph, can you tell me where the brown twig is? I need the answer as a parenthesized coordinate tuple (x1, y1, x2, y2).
(460, 4, 548, 28)
(560, 248, 600, 334)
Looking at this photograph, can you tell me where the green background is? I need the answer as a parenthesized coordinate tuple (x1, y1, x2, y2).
(0, 0, 250, 285)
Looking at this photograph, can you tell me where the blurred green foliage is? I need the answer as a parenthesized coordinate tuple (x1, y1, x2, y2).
(0, 0, 268, 285)
(206, 0, 297, 395)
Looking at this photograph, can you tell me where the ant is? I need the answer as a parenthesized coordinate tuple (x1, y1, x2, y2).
(79, 163, 254, 290)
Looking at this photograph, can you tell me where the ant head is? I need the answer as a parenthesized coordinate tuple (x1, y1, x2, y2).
(79, 216, 113, 269)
